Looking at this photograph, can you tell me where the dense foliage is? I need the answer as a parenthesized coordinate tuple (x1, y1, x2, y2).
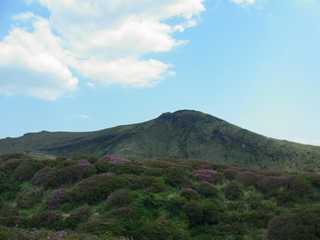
(1, 152, 320, 239)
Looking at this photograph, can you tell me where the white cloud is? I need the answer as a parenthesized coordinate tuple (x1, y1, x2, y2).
(0, 0, 205, 99)
(0, 18, 78, 100)
(292, 138, 320, 146)
(230, 0, 255, 5)
(78, 115, 90, 119)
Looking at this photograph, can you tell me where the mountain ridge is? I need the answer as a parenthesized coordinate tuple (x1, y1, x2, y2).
(1, 110, 319, 172)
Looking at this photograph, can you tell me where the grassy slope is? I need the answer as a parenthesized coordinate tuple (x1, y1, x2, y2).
(0, 110, 319, 172)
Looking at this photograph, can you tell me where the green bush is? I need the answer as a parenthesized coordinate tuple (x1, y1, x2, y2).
(223, 168, 240, 180)
(225, 181, 242, 200)
(183, 200, 204, 226)
(235, 171, 262, 188)
(133, 176, 166, 193)
(22, 210, 67, 230)
(267, 207, 320, 240)
(134, 220, 189, 240)
(76, 218, 127, 236)
(13, 160, 45, 182)
(197, 182, 218, 198)
(75, 173, 130, 204)
(105, 188, 131, 209)
(115, 161, 145, 175)
(65, 206, 92, 230)
(180, 188, 200, 201)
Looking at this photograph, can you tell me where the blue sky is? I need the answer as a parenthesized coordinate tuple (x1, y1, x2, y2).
(0, 0, 319, 146)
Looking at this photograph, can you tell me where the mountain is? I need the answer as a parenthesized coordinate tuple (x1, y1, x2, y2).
(1, 110, 320, 172)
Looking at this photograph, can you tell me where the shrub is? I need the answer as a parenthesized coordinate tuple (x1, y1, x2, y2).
(94, 160, 115, 174)
(31, 167, 56, 188)
(285, 176, 311, 198)
(0, 152, 25, 162)
(165, 196, 187, 215)
(105, 188, 131, 209)
(65, 206, 92, 230)
(107, 206, 138, 220)
(142, 167, 163, 176)
(133, 176, 166, 193)
(22, 210, 67, 230)
(203, 202, 220, 224)
(142, 160, 175, 169)
(183, 200, 204, 226)
(55, 160, 79, 168)
(46, 189, 67, 208)
(75, 172, 130, 204)
(261, 177, 287, 193)
(100, 156, 130, 164)
(225, 181, 242, 200)
(193, 169, 221, 184)
(0, 158, 22, 173)
(134, 220, 187, 240)
(267, 207, 320, 240)
(13, 159, 45, 182)
(32, 160, 96, 188)
(180, 188, 200, 201)
(236, 171, 262, 187)
(115, 161, 145, 175)
(165, 166, 192, 187)
(76, 218, 127, 236)
(197, 181, 218, 198)
(16, 194, 37, 209)
(223, 168, 240, 180)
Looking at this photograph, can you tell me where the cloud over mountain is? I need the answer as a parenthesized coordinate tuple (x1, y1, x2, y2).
(0, 0, 205, 99)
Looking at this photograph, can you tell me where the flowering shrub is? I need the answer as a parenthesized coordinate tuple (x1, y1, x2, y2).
(0, 159, 22, 173)
(32, 160, 96, 188)
(193, 169, 221, 184)
(47, 189, 66, 208)
(100, 156, 129, 164)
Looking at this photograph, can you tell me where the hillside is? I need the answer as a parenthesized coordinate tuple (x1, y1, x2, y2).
(2, 154, 320, 240)
(1, 110, 320, 172)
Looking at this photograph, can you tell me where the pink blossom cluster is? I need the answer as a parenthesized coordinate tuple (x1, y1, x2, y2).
(185, 188, 197, 193)
(102, 156, 129, 164)
(0, 158, 21, 173)
(78, 159, 94, 173)
(193, 169, 219, 183)
(47, 189, 66, 207)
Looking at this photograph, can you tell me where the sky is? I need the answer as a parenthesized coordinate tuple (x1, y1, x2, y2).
(0, 0, 319, 146)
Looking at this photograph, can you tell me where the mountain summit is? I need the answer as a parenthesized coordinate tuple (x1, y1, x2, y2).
(1, 110, 319, 172)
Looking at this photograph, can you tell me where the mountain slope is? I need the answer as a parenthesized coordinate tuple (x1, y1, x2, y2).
(1, 110, 320, 172)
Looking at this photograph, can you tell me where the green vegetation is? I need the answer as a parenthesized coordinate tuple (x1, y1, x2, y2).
(1, 110, 320, 172)
(2, 152, 320, 239)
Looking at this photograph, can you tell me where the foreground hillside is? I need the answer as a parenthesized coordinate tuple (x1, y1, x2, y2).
(2, 153, 320, 240)
(0, 110, 320, 172)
